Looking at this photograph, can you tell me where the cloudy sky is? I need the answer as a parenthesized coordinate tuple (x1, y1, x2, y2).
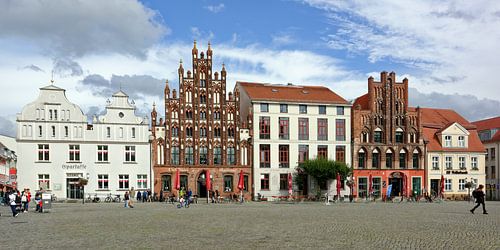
(1, 0, 499, 137)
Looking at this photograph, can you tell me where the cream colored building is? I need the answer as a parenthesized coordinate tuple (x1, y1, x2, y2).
(422, 108, 485, 199)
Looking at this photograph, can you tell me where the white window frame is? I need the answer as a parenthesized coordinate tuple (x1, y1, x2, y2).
(445, 156, 452, 170)
(38, 144, 50, 161)
(98, 174, 109, 190)
(38, 174, 50, 190)
(458, 156, 466, 169)
(445, 179, 452, 191)
(125, 146, 136, 162)
(432, 156, 439, 170)
(471, 157, 478, 170)
(97, 145, 109, 162)
(69, 145, 80, 162)
(444, 135, 452, 147)
(137, 174, 147, 189)
(458, 179, 466, 191)
(119, 174, 129, 189)
(458, 136, 465, 147)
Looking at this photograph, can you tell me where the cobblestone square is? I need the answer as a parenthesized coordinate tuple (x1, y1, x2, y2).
(1, 201, 499, 249)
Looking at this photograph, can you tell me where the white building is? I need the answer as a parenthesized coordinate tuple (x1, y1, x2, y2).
(16, 84, 151, 200)
(473, 116, 500, 200)
(237, 82, 352, 200)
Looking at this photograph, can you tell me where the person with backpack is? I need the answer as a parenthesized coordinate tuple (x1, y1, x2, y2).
(470, 184, 488, 214)
(9, 190, 19, 217)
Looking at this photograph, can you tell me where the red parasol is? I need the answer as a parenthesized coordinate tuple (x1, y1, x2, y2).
(440, 174, 445, 197)
(174, 169, 180, 190)
(368, 174, 373, 196)
(288, 173, 293, 195)
(206, 169, 212, 191)
(336, 173, 341, 198)
(238, 170, 245, 190)
(404, 174, 408, 197)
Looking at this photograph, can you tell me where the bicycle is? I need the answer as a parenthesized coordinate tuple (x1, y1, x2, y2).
(87, 193, 100, 203)
(104, 193, 121, 203)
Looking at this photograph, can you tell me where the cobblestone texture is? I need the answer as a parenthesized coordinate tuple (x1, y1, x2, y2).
(0, 201, 499, 249)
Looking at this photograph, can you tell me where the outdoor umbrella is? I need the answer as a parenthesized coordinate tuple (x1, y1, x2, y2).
(404, 174, 408, 198)
(206, 170, 211, 203)
(440, 175, 445, 198)
(368, 174, 373, 198)
(336, 173, 341, 199)
(288, 173, 293, 196)
(237, 170, 245, 190)
(175, 169, 180, 190)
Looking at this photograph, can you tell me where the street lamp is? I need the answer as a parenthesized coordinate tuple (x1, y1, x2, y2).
(83, 173, 90, 204)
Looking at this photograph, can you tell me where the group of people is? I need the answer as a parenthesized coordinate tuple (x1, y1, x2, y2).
(1, 188, 46, 217)
(123, 188, 155, 208)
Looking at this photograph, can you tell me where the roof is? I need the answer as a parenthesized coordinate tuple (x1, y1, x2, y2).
(237, 82, 349, 105)
(40, 84, 64, 91)
(421, 108, 484, 152)
(353, 93, 369, 109)
(113, 90, 128, 97)
(471, 116, 500, 131)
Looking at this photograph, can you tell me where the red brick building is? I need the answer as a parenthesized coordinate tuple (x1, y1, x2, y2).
(352, 72, 425, 199)
(151, 41, 252, 200)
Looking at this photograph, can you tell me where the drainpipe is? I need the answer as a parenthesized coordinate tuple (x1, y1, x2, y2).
(423, 139, 428, 193)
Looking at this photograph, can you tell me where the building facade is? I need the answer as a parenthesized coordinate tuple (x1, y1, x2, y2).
(0, 140, 17, 191)
(422, 108, 486, 199)
(237, 82, 352, 200)
(472, 116, 500, 200)
(352, 72, 425, 199)
(16, 84, 150, 199)
(151, 42, 252, 200)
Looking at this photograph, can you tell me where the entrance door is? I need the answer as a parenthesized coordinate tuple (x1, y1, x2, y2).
(67, 178, 82, 199)
(197, 178, 207, 198)
(430, 179, 439, 196)
(412, 177, 421, 195)
(389, 178, 402, 196)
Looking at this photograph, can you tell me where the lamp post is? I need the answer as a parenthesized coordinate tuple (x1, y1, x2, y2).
(83, 173, 90, 204)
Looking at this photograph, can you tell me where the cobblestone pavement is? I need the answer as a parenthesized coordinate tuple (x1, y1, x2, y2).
(0, 200, 499, 249)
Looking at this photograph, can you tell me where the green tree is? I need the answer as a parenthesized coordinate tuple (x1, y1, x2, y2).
(296, 158, 351, 189)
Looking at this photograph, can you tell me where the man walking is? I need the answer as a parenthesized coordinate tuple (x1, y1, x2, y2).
(470, 184, 488, 214)
(9, 190, 19, 217)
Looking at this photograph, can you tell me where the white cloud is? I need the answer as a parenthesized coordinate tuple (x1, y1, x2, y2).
(271, 34, 295, 46)
(0, 0, 168, 58)
(205, 3, 225, 13)
(304, 0, 500, 101)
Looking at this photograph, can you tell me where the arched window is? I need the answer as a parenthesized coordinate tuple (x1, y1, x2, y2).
(372, 148, 380, 169)
(227, 147, 236, 165)
(412, 149, 420, 169)
(358, 148, 366, 169)
(395, 128, 404, 143)
(161, 175, 171, 191)
(399, 149, 407, 169)
(374, 127, 383, 143)
(199, 146, 208, 165)
(386, 149, 393, 168)
(185, 147, 194, 165)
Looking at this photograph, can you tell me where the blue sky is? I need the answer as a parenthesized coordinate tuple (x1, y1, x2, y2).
(0, 0, 499, 136)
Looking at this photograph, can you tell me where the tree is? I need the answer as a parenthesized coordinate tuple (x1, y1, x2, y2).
(296, 158, 351, 189)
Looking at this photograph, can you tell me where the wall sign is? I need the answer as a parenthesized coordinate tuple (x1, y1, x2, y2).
(62, 164, 87, 170)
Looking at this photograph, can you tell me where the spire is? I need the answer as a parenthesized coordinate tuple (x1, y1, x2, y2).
(207, 41, 213, 57)
(164, 79, 170, 97)
(178, 59, 184, 76)
(50, 70, 55, 85)
(221, 62, 226, 79)
(192, 40, 198, 57)
(151, 101, 157, 126)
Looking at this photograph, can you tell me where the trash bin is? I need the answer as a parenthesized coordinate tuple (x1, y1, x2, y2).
(41, 193, 52, 212)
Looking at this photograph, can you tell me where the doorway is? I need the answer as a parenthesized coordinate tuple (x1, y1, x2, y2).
(430, 179, 439, 196)
(389, 178, 402, 196)
(197, 177, 207, 198)
(67, 178, 82, 199)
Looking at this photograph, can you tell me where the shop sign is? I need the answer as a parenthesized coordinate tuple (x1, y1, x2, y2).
(62, 164, 87, 170)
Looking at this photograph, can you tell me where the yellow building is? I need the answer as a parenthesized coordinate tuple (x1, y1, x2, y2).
(422, 108, 486, 200)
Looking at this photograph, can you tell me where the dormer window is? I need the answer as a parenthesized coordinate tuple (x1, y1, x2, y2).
(444, 135, 452, 147)
(458, 136, 465, 147)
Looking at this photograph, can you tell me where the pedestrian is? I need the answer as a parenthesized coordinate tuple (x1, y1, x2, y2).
(21, 189, 28, 212)
(35, 190, 42, 212)
(26, 189, 31, 212)
(137, 190, 142, 202)
(124, 191, 130, 208)
(9, 190, 19, 217)
(215, 190, 220, 203)
(129, 187, 136, 203)
(142, 190, 147, 202)
(159, 191, 163, 202)
(470, 184, 488, 214)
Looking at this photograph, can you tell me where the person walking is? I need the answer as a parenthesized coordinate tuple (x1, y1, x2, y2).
(137, 190, 142, 202)
(21, 189, 28, 213)
(9, 190, 19, 217)
(470, 184, 488, 214)
(124, 191, 130, 208)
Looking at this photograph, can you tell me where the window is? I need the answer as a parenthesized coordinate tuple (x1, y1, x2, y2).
(180, 175, 188, 190)
(358, 177, 367, 198)
(280, 174, 289, 190)
(185, 147, 194, 165)
(279, 145, 289, 168)
(279, 117, 289, 139)
(259, 116, 270, 139)
(318, 145, 328, 159)
(395, 131, 404, 143)
(119, 127, 123, 138)
(38, 174, 50, 190)
(64, 126, 69, 137)
(372, 151, 380, 168)
(171, 147, 180, 165)
(186, 127, 193, 137)
(172, 127, 179, 137)
(98, 174, 109, 189)
(38, 144, 50, 161)
(228, 127, 236, 138)
(214, 127, 221, 138)
(106, 127, 111, 138)
(97, 145, 109, 162)
(298, 118, 309, 140)
(125, 146, 136, 162)
(54, 110, 58, 120)
(318, 105, 326, 114)
(200, 111, 206, 120)
(49, 110, 53, 120)
(336, 106, 344, 115)
(213, 111, 220, 120)
(412, 153, 419, 169)
(372, 177, 381, 197)
(119, 175, 129, 189)
(335, 119, 345, 141)
(299, 105, 307, 114)
(444, 136, 452, 147)
(200, 147, 208, 165)
(445, 156, 452, 170)
(260, 174, 269, 190)
(200, 79, 206, 87)
(224, 175, 233, 192)
(260, 103, 269, 112)
(358, 151, 366, 168)
(260, 144, 270, 168)
(336, 146, 345, 163)
(200, 127, 207, 138)
(432, 156, 439, 170)
(69, 145, 80, 162)
(374, 131, 382, 143)
(213, 147, 222, 165)
(161, 175, 171, 191)
(458, 136, 465, 147)
(492, 167, 496, 179)
(445, 179, 452, 191)
(317, 118, 328, 141)
(200, 94, 206, 104)
(227, 147, 236, 165)
(132, 128, 136, 138)
(399, 152, 406, 169)
(298, 145, 309, 163)
(51, 126, 55, 137)
(137, 174, 147, 189)
(280, 104, 288, 113)
(386, 152, 393, 168)
(362, 132, 369, 143)
(38, 125, 42, 137)
(458, 179, 466, 191)
(471, 157, 478, 170)
(186, 110, 193, 119)
(458, 156, 466, 169)
(491, 148, 496, 159)
(243, 175, 249, 192)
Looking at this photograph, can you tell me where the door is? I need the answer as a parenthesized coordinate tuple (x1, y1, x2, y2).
(197, 178, 207, 198)
(389, 178, 402, 196)
(430, 179, 439, 196)
(412, 177, 421, 195)
(67, 178, 82, 199)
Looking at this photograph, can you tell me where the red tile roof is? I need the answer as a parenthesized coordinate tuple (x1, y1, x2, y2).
(421, 108, 485, 152)
(471, 116, 500, 131)
(237, 82, 349, 104)
(353, 93, 369, 109)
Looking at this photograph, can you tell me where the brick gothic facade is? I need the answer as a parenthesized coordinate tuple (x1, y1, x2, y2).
(151, 41, 252, 200)
(352, 72, 425, 199)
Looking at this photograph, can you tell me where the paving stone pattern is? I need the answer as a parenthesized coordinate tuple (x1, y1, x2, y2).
(0, 201, 499, 249)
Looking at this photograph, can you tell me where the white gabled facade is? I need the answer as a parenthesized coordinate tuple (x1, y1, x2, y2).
(16, 84, 151, 199)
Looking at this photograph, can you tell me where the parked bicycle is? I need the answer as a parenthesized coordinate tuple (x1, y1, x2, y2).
(104, 193, 121, 203)
(86, 193, 100, 203)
